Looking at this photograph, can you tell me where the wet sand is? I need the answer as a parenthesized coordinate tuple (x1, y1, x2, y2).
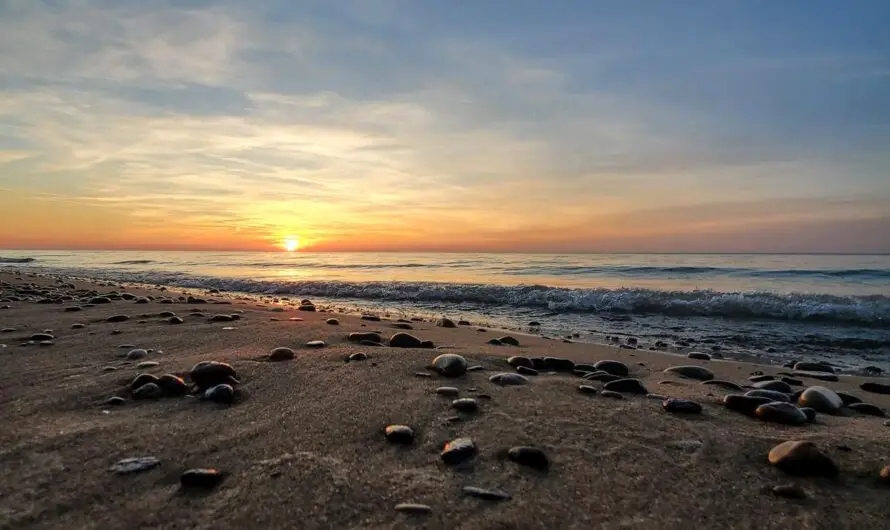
(1, 270, 890, 530)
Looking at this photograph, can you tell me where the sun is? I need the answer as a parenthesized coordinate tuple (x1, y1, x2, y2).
(283, 237, 300, 252)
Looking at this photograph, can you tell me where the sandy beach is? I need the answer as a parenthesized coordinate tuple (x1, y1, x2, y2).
(2, 269, 890, 530)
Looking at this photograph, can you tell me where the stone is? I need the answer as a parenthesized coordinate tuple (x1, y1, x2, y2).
(578, 385, 597, 395)
(105, 396, 126, 406)
(593, 360, 629, 377)
(583, 371, 622, 383)
(848, 402, 885, 417)
(687, 352, 711, 360)
(702, 380, 744, 391)
(90, 297, 112, 305)
(389, 333, 424, 348)
(208, 314, 236, 322)
(304, 340, 325, 349)
(348, 332, 383, 343)
(768, 441, 838, 477)
(72, 323, 85, 329)
(452, 398, 478, 412)
(64, 306, 82, 312)
(793, 362, 835, 373)
(600, 390, 624, 399)
(130, 373, 159, 391)
(430, 354, 468, 377)
(467, 365, 484, 372)
(724, 394, 773, 416)
(298, 304, 317, 312)
(772, 484, 807, 499)
(664, 365, 714, 381)
(436, 317, 457, 328)
(745, 389, 791, 402)
(781, 377, 804, 386)
(106, 315, 130, 323)
(204, 384, 235, 404)
(462, 486, 511, 501)
(269, 347, 295, 361)
(458, 320, 471, 326)
(395, 503, 433, 514)
(384, 425, 415, 444)
(749, 375, 775, 383)
(861, 382, 890, 395)
(168, 316, 184, 324)
(753, 380, 794, 393)
(156, 374, 188, 396)
(603, 378, 648, 394)
(837, 391, 862, 406)
(489, 373, 529, 386)
(792, 370, 839, 382)
(110, 457, 160, 475)
(487, 339, 504, 346)
(190, 361, 238, 390)
(499, 336, 520, 346)
(136, 361, 159, 369)
(360, 340, 384, 347)
(180, 468, 226, 489)
(441, 438, 477, 465)
(507, 446, 549, 470)
(126, 348, 148, 360)
(800, 407, 817, 422)
(517, 366, 539, 376)
(436, 386, 460, 397)
(663, 398, 703, 414)
(755, 402, 809, 425)
(798, 386, 844, 414)
(360, 314, 381, 321)
(574, 364, 597, 373)
(30, 333, 54, 341)
(325, 318, 340, 325)
(507, 356, 534, 369)
(133, 382, 164, 400)
(544, 357, 575, 371)
(414, 372, 432, 378)
(348, 352, 368, 362)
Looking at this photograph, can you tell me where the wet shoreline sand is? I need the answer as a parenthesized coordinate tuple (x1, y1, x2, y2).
(1, 270, 890, 529)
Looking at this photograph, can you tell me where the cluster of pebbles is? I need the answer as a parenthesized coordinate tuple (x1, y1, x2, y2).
(114, 360, 241, 406)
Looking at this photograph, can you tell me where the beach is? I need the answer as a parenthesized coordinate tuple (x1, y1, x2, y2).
(2, 269, 890, 529)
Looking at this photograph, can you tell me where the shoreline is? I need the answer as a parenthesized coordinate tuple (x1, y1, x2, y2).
(2, 269, 890, 528)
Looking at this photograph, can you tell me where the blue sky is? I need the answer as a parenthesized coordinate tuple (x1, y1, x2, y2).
(0, 0, 888, 252)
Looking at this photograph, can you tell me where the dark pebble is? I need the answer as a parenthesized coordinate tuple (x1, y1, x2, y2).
(348, 352, 368, 362)
(436, 317, 456, 328)
(130, 373, 159, 391)
(156, 374, 188, 396)
(431, 354, 468, 377)
(384, 425, 414, 444)
(756, 402, 809, 425)
(593, 360, 629, 377)
(168, 316, 184, 324)
(507, 356, 534, 369)
(749, 375, 775, 383)
(110, 456, 160, 474)
(663, 398, 703, 414)
(772, 484, 807, 499)
(507, 446, 549, 469)
(753, 380, 794, 393)
(190, 361, 238, 390)
(180, 468, 226, 489)
(452, 398, 478, 412)
(848, 402, 886, 417)
(837, 391, 862, 406)
(133, 382, 164, 400)
(462, 486, 511, 501)
(665, 365, 714, 381)
(702, 380, 744, 391)
(861, 382, 890, 395)
(203, 384, 235, 404)
(603, 378, 648, 394)
(106, 315, 130, 323)
(600, 390, 624, 399)
(441, 438, 477, 465)
(724, 394, 773, 416)
(499, 336, 520, 346)
(394, 503, 433, 514)
(436, 386, 459, 396)
(389, 332, 424, 348)
(768, 440, 838, 477)
(578, 385, 597, 395)
(745, 389, 791, 402)
(687, 352, 711, 361)
(517, 366, 539, 376)
(348, 332, 383, 343)
(269, 347, 295, 361)
(489, 372, 529, 386)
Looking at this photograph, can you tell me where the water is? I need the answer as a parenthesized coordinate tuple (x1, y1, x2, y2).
(3, 251, 889, 369)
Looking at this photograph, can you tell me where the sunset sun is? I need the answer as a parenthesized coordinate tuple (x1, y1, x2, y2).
(283, 237, 300, 252)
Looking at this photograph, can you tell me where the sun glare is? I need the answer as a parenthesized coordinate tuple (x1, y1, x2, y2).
(283, 237, 300, 252)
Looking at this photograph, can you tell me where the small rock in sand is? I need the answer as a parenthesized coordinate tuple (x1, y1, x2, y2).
(489, 372, 529, 386)
(861, 382, 890, 395)
(269, 347, 295, 361)
(348, 332, 383, 343)
(385, 425, 415, 445)
(436, 387, 460, 396)
(593, 360, 629, 377)
(578, 385, 598, 395)
(203, 384, 235, 404)
(600, 390, 624, 399)
(133, 382, 164, 400)
(190, 361, 238, 390)
(603, 378, 648, 394)
(663, 398, 703, 414)
(441, 438, 477, 465)
(517, 366, 539, 376)
(772, 484, 807, 499)
(436, 317, 457, 328)
(848, 402, 885, 417)
(664, 365, 714, 381)
(106, 315, 130, 323)
(389, 333, 425, 348)
(305, 340, 326, 348)
(126, 348, 148, 360)
(507, 446, 549, 470)
(157, 374, 188, 396)
(395, 503, 432, 514)
(325, 318, 340, 325)
(105, 396, 126, 406)
(756, 402, 809, 425)
(431, 354, 468, 377)
(798, 386, 844, 414)
(462, 486, 511, 501)
(348, 352, 368, 362)
(498, 336, 520, 346)
(180, 468, 226, 489)
(136, 361, 159, 369)
(168, 316, 184, 324)
(111, 457, 160, 475)
(745, 389, 791, 402)
(768, 440, 838, 477)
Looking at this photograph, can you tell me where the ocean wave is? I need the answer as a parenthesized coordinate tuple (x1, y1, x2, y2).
(239, 262, 434, 269)
(111, 260, 157, 265)
(507, 265, 890, 279)
(0, 256, 36, 263)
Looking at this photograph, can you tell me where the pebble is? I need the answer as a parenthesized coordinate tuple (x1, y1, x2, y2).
(395, 503, 433, 515)
(798, 386, 844, 414)
(768, 440, 838, 477)
(600, 390, 624, 399)
(106, 315, 130, 323)
(499, 336, 520, 346)
(431, 354, 468, 377)
(157, 374, 188, 396)
(543, 357, 575, 371)
(348, 352, 368, 362)
(133, 382, 164, 400)
(603, 378, 648, 394)
(105, 396, 126, 406)
(663, 398, 703, 414)
(837, 391, 862, 406)
(208, 314, 236, 322)
(793, 362, 835, 373)
(130, 373, 159, 390)
(702, 380, 744, 391)
(31, 333, 54, 341)
(507, 356, 534, 369)
(436, 318, 457, 328)
(583, 371, 622, 383)
(38, 340, 53, 346)
(305, 340, 326, 348)
(860, 382, 890, 395)
(126, 348, 148, 360)
(507, 446, 549, 470)
(467, 365, 484, 372)
(269, 347, 295, 361)
(452, 398, 478, 412)
(848, 402, 886, 417)
(72, 323, 85, 329)
(168, 316, 184, 324)
(487, 339, 504, 346)
(772, 484, 807, 499)
(110, 456, 160, 474)
(578, 385, 598, 395)
(392, 323, 413, 330)
(414, 372, 432, 378)
(664, 365, 714, 381)
(384, 425, 415, 444)
(348, 332, 383, 343)
(753, 380, 794, 393)
(749, 375, 775, 382)
(64, 306, 82, 312)
(136, 361, 159, 369)
(593, 360, 629, 377)
(190, 361, 238, 390)
(204, 384, 235, 404)
(180, 468, 226, 489)
(436, 387, 460, 397)
(462, 486, 511, 501)
(517, 366, 539, 376)
(687, 352, 711, 360)
(389, 333, 425, 348)
(489, 372, 529, 386)
(792, 370, 839, 382)
(724, 394, 773, 416)
(158, 311, 176, 318)
(756, 402, 809, 425)
(745, 389, 791, 402)
(441, 438, 477, 465)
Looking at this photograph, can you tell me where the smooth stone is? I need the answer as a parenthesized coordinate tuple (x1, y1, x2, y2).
(436, 386, 460, 397)
(798, 386, 844, 414)
(130, 373, 159, 391)
(106, 315, 130, 323)
(190, 361, 238, 390)
(768, 441, 838, 477)
(298, 304, 317, 312)
(753, 380, 794, 393)
(110, 457, 160, 474)
(663, 398, 703, 414)
(156, 374, 188, 396)
(687, 352, 711, 360)
(600, 390, 624, 399)
(436, 318, 457, 328)
(126, 348, 148, 360)
(360, 340, 384, 347)
(578, 385, 598, 395)
(487, 339, 504, 346)
(414, 372, 432, 378)
(507, 356, 534, 369)
(325, 318, 340, 325)
(452, 398, 478, 412)
(702, 380, 744, 391)
(105, 396, 126, 406)
(384, 425, 415, 445)
(772, 484, 807, 499)
(168, 316, 184, 324)
(507, 446, 549, 470)
(30, 333, 54, 341)
(848, 402, 886, 417)
(467, 365, 484, 372)
(544, 357, 575, 371)
(583, 371, 622, 383)
(269, 347, 295, 361)
(208, 314, 235, 322)
(389, 333, 424, 348)
(593, 360, 629, 377)
(133, 382, 164, 400)
(745, 389, 791, 402)
(837, 391, 862, 406)
(204, 384, 235, 404)
(665, 365, 714, 381)
(781, 377, 804, 386)
(499, 336, 520, 346)
(348, 352, 368, 362)
(305, 340, 326, 348)
(861, 382, 890, 395)
(489, 372, 529, 386)
(441, 438, 477, 465)
(71, 324, 85, 329)
(793, 362, 835, 374)
(64, 306, 82, 312)
(800, 407, 817, 422)
(89, 297, 112, 305)
(603, 378, 648, 394)
(136, 361, 159, 369)
(517, 366, 539, 376)
(180, 468, 226, 489)
(431, 354, 468, 377)
(394, 503, 433, 514)
(38, 340, 53, 346)
(159, 311, 176, 318)
(793, 370, 839, 382)
(749, 375, 776, 382)
(724, 394, 773, 416)
(574, 364, 597, 373)
(756, 402, 809, 425)
(392, 322, 413, 330)
(462, 486, 511, 501)
(348, 332, 383, 343)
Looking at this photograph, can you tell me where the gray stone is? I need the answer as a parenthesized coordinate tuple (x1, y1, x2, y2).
(489, 372, 529, 386)
(441, 438, 477, 465)
(133, 382, 164, 400)
(110, 457, 160, 475)
(798, 386, 844, 414)
(753, 380, 794, 393)
(603, 378, 648, 394)
(756, 402, 809, 425)
(462, 486, 511, 501)
(745, 389, 791, 402)
(664, 365, 714, 381)
(431, 354, 468, 377)
(593, 360, 629, 377)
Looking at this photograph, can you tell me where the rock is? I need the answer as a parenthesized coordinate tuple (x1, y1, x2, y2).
(687, 352, 711, 360)
(756, 402, 809, 425)
(861, 382, 890, 395)
(467, 365, 484, 372)
(105, 396, 126, 406)
(106, 315, 130, 323)
(489, 372, 529, 386)
(392, 322, 413, 330)
(317, 318, 337, 326)
(436, 386, 460, 397)
(110, 457, 160, 474)
(458, 320, 471, 326)
(593, 360, 629, 377)
(753, 380, 794, 393)
(881, 466, 890, 485)
(792, 370, 839, 382)
(745, 389, 791, 402)
(136, 361, 159, 369)
(772, 484, 807, 499)
(204, 384, 235, 404)
(395, 503, 433, 514)
(209, 314, 236, 322)
(436, 318, 457, 328)
(130, 373, 159, 391)
(168, 316, 184, 324)
(64, 306, 82, 312)
(360, 314, 381, 321)
(578, 385, 598, 395)
(348, 352, 368, 362)
(544, 357, 575, 371)
(462, 486, 511, 501)
(749, 375, 775, 383)
(499, 336, 520, 346)
(389, 333, 424, 348)
(507, 447, 549, 469)
(190, 361, 238, 390)
(516, 366, 539, 376)
(662, 398, 703, 414)
(574, 364, 597, 373)
(848, 402, 885, 417)
(452, 398, 478, 412)
(126, 348, 148, 360)
(800, 407, 817, 422)
(90, 297, 112, 305)
(441, 438, 477, 465)
(798, 386, 844, 414)
(414, 372, 432, 378)
(793, 362, 835, 373)
(702, 380, 744, 391)
(781, 377, 804, 387)
(768, 441, 838, 477)
(360, 340, 384, 347)
(72, 323, 85, 329)
(837, 391, 862, 406)
(724, 394, 773, 416)
(430, 354, 468, 377)
(507, 356, 534, 369)
(600, 390, 624, 399)
(156, 374, 188, 396)
(487, 339, 504, 346)
(664, 365, 714, 381)
(603, 378, 648, 394)
(269, 347, 295, 361)
(348, 332, 383, 343)
(180, 468, 226, 489)
(384, 425, 415, 445)
(298, 304, 317, 312)
(30, 333, 54, 341)
(583, 371, 622, 383)
(133, 383, 164, 400)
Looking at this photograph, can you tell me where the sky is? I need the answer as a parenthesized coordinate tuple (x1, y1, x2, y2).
(0, 0, 888, 253)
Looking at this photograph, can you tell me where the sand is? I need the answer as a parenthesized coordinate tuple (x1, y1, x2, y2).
(1, 270, 890, 530)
